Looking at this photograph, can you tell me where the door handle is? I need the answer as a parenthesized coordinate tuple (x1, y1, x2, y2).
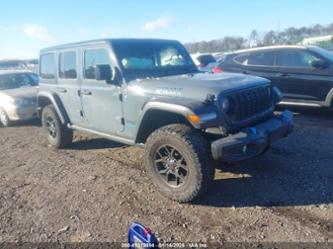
(55, 87, 67, 93)
(81, 89, 92, 95)
(242, 71, 250, 74)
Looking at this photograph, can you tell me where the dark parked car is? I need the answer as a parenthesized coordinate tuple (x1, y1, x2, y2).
(216, 46, 333, 108)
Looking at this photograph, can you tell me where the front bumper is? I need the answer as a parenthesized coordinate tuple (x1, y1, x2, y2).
(6, 105, 38, 121)
(211, 110, 293, 162)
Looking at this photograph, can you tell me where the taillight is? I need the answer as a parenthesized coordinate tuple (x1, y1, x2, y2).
(212, 66, 223, 73)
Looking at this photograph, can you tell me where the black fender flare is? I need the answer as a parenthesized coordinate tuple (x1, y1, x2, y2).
(37, 91, 70, 124)
(134, 98, 220, 143)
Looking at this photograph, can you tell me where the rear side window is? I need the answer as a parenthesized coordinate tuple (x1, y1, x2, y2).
(84, 49, 110, 79)
(59, 51, 77, 79)
(234, 51, 276, 66)
(233, 53, 250, 65)
(40, 53, 55, 79)
(278, 50, 321, 68)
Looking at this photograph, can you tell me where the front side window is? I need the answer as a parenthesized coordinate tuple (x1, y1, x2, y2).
(311, 46, 333, 62)
(279, 50, 321, 68)
(59, 51, 77, 79)
(40, 53, 55, 79)
(84, 49, 110, 79)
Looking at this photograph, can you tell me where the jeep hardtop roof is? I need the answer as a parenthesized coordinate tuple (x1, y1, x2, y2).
(40, 38, 180, 53)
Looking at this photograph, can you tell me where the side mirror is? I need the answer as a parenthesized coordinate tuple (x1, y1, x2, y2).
(311, 60, 327, 70)
(95, 64, 113, 81)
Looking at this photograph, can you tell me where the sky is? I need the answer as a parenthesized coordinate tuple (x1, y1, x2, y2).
(0, 0, 332, 59)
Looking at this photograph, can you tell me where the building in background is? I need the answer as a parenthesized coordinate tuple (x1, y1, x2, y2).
(301, 35, 333, 51)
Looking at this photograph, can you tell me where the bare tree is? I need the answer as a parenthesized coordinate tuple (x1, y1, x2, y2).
(184, 22, 333, 53)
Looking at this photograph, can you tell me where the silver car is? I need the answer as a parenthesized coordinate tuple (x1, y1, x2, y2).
(0, 70, 38, 127)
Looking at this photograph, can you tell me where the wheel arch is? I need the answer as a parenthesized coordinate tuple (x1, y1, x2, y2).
(135, 107, 193, 144)
(37, 91, 70, 125)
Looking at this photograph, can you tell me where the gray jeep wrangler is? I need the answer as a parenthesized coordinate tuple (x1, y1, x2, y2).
(38, 39, 293, 203)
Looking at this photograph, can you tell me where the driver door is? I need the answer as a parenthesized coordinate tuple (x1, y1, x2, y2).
(79, 46, 124, 134)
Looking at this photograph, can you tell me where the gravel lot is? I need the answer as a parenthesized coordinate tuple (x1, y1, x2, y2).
(0, 107, 332, 245)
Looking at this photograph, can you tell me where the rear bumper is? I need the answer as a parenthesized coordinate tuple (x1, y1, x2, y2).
(211, 110, 293, 162)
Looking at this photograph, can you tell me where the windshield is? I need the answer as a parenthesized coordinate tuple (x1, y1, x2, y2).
(0, 73, 38, 90)
(310, 46, 333, 62)
(112, 40, 198, 79)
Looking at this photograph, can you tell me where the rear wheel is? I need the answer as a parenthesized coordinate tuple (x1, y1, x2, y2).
(144, 124, 215, 203)
(0, 108, 11, 127)
(41, 105, 73, 148)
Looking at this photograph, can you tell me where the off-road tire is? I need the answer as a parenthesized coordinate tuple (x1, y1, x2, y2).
(41, 105, 73, 148)
(144, 124, 215, 203)
(0, 108, 11, 127)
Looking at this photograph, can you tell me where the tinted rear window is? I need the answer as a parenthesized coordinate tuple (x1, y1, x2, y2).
(40, 53, 56, 79)
(234, 51, 276, 66)
(59, 51, 77, 79)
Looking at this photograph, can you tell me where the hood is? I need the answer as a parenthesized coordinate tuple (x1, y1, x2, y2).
(127, 72, 270, 101)
(0, 86, 37, 99)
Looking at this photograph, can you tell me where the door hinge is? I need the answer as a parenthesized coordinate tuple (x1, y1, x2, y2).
(119, 93, 123, 102)
(121, 118, 125, 125)
(80, 110, 84, 117)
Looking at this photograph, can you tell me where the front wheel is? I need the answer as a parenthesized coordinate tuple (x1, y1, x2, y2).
(144, 124, 215, 203)
(41, 105, 73, 148)
(0, 108, 11, 127)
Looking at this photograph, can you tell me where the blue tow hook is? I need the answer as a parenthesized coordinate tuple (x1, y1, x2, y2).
(248, 127, 257, 135)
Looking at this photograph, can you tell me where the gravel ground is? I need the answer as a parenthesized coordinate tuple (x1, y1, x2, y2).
(0, 107, 332, 245)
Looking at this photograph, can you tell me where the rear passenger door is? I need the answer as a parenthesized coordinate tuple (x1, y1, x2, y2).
(231, 50, 280, 85)
(57, 50, 82, 124)
(79, 46, 124, 134)
(275, 49, 332, 101)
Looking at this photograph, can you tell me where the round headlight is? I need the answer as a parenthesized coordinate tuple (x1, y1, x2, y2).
(14, 98, 29, 106)
(221, 98, 230, 113)
(14, 99, 23, 106)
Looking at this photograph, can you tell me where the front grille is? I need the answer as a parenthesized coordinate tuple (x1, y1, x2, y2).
(226, 86, 273, 125)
